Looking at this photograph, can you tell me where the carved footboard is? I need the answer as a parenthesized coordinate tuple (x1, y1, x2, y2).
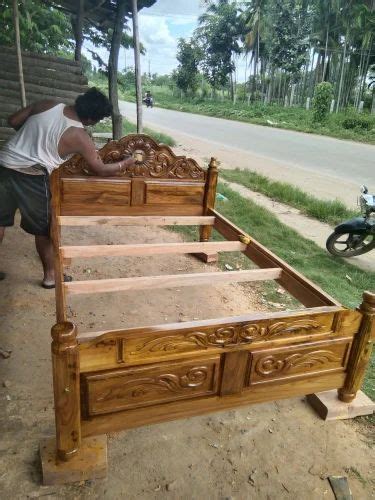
(41, 134, 374, 485)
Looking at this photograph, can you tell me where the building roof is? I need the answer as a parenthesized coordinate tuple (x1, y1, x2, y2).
(44, 0, 157, 29)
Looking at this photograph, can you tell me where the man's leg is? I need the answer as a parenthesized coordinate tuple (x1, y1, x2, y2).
(35, 235, 55, 285)
(0, 227, 5, 280)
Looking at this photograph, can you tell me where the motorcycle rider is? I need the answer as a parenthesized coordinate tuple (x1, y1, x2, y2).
(143, 91, 153, 108)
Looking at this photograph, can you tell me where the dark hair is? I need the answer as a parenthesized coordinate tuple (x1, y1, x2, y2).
(75, 87, 112, 122)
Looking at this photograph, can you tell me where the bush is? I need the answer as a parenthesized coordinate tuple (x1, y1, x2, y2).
(312, 82, 333, 123)
(341, 116, 373, 131)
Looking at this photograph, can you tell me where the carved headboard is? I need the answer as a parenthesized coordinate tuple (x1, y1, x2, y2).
(53, 134, 215, 217)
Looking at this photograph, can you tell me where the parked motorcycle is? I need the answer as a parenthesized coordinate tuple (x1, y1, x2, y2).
(326, 186, 375, 257)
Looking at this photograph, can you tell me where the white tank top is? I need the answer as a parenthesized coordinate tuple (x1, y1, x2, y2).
(0, 103, 84, 175)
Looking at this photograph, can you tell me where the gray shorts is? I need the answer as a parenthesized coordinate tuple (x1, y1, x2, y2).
(0, 165, 50, 236)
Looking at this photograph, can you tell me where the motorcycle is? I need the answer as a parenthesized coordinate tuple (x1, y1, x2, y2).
(326, 186, 375, 257)
(143, 96, 153, 108)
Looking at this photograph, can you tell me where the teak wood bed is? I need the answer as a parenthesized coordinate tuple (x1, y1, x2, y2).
(41, 134, 375, 484)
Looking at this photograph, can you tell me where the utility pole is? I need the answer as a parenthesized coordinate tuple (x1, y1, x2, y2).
(132, 0, 143, 133)
(12, 0, 26, 107)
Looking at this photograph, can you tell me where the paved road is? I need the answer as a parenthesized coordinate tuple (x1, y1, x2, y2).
(120, 101, 375, 196)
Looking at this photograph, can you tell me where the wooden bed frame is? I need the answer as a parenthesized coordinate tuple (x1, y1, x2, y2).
(41, 134, 375, 484)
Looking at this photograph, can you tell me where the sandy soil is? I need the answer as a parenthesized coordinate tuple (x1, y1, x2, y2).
(0, 219, 374, 499)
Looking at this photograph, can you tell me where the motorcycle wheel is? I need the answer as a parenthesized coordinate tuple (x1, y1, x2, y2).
(326, 232, 375, 257)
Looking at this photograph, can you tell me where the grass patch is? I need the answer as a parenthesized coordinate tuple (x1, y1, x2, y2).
(122, 89, 375, 145)
(220, 168, 357, 226)
(170, 183, 375, 401)
(91, 117, 176, 147)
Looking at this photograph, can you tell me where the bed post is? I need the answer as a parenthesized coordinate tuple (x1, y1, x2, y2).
(51, 321, 81, 461)
(40, 321, 108, 485)
(338, 291, 375, 403)
(197, 157, 219, 263)
(50, 169, 67, 322)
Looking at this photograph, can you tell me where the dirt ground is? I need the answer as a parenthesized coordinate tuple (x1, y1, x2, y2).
(1, 219, 374, 499)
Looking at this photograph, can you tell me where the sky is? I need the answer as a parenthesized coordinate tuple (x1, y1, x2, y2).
(84, 0, 248, 82)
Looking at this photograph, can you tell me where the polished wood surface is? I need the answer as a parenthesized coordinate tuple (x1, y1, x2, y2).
(338, 292, 375, 402)
(45, 134, 372, 484)
(51, 322, 81, 461)
(64, 268, 283, 296)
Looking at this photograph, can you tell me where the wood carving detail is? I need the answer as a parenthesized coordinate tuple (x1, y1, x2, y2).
(96, 366, 208, 403)
(60, 135, 205, 180)
(255, 350, 342, 377)
(131, 319, 323, 354)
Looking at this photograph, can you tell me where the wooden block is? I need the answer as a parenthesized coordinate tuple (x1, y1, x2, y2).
(40, 435, 108, 485)
(191, 252, 218, 263)
(307, 390, 375, 421)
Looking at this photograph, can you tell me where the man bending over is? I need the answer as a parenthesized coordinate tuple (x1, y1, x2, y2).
(0, 87, 134, 288)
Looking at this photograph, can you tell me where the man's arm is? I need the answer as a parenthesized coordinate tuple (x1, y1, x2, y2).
(8, 100, 57, 130)
(63, 128, 134, 176)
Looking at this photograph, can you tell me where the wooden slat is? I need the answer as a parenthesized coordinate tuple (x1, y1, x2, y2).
(65, 268, 282, 296)
(58, 215, 215, 226)
(61, 241, 246, 259)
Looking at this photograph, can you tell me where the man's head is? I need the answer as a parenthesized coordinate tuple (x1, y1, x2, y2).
(75, 87, 112, 126)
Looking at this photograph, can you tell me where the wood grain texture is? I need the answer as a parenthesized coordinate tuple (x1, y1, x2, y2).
(51, 322, 81, 461)
(78, 308, 341, 373)
(61, 241, 246, 259)
(81, 356, 220, 417)
(40, 435, 107, 486)
(248, 338, 350, 385)
(81, 372, 346, 437)
(65, 268, 282, 296)
(200, 157, 218, 243)
(50, 170, 67, 322)
(338, 291, 375, 402)
(46, 134, 370, 482)
(58, 215, 215, 226)
(220, 351, 249, 395)
(145, 181, 205, 206)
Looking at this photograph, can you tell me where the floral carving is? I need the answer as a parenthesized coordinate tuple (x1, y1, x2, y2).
(60, 134, 205, 180)
(255, 350, 342, 377)
(95, 366, 208, 403)
(131, 319, 323, 354)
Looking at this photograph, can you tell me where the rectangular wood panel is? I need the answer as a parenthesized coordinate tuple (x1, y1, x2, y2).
(61, 178, 131, 215)
(81, 356, 220, 417)
(145, 181, 205, 205)
(220, 351, 249, 396)
(247, 338, 350, 386)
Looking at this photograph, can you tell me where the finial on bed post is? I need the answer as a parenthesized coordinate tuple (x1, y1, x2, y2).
(338, 291, 375, 403)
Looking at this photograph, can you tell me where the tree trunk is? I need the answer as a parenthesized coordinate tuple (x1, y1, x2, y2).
(132, 0, 143, 133)
(73, 0, 84, 62)
(336, 34, 348, 113)
(230, 72, 234, 103)
(322, 27, 329, 82)
(12, 0, 26, 107)
(108, 0, 127, 139)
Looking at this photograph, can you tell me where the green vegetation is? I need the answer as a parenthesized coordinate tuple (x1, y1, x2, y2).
(122, 90, 375, 144)
(91, 117, 176, 147)
(220, 168, 357, 225)
(170, 183, 374, 400)
(313, 82, 334, 123)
